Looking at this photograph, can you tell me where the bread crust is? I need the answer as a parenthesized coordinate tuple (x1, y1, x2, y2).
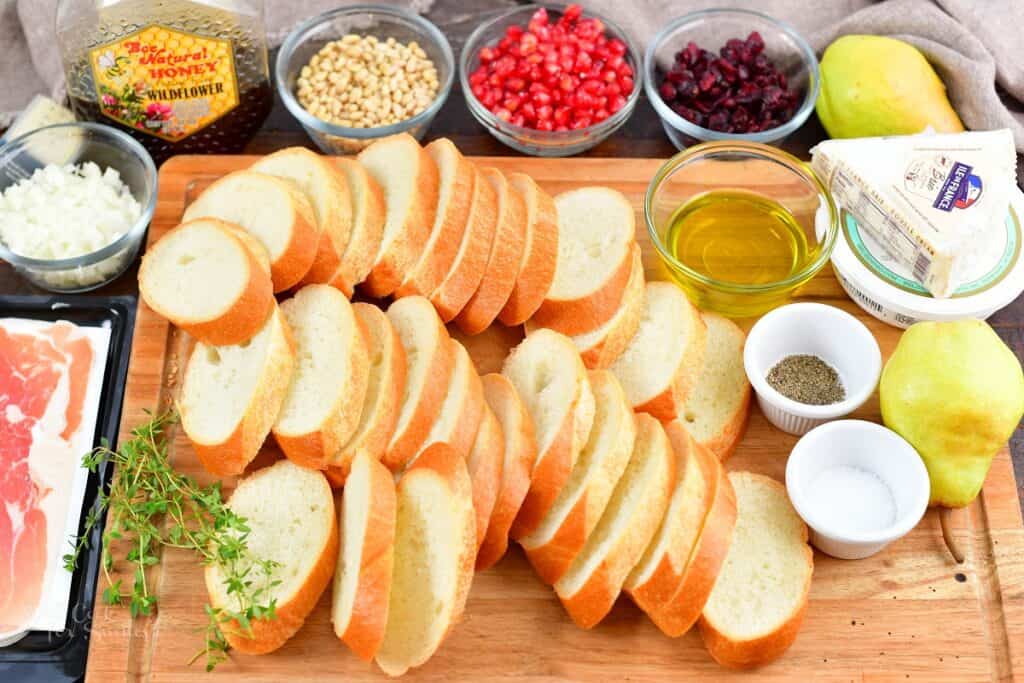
(455, 168, 528, 335)
(330, 158, 386, 295)
(420, 340, 485, 461)
(467, 404, 505, 549)
(646, 422, 737, 637)
(184, 306, 296, 477)
(207, 465, 338, 655)
(334, 455, 397, 661)
(698, 474, 813, 669)
(430, 165, 499, 321)
(360, 135, 440, 297)
(532, 242, 638, 336)
(396, 139, 475, 299)
(139, 218, 275, 347)
(476, 374, 538, 571)
(499, 173, 558, 326)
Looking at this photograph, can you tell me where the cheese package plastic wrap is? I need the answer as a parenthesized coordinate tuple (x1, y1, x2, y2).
(810, 129, 1017, 299)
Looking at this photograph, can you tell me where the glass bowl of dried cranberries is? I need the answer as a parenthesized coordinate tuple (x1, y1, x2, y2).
(644, 8, 819, 149)
(460, 4, 642, 156)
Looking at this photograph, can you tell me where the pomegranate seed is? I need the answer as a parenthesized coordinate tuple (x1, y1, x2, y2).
(562, 4, 583, 23)
(532, 89, 553, 106)
(536, 119, 554, 131)
(554, 106, 571, 126)
(594, 108, 610, 122)
(511, 113, 526, 127)
(536, 104, 553, 121)
(506, 24, 524, 40)
(619, 76, 634, 93)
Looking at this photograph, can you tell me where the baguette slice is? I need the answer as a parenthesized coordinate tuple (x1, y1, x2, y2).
(139, 218, 275, 346)
(326, 303, 408, 485)
(182, 169, 319, 292)
(476, 373, 538, 570)
(466, 404, 505, 550)
(527, 245, 644, 370)
(520, 370, 636, 584)
(674, 313, 752, 461)
(412, 339, 485, 464)
(330, 158, 386, 294)
(503, 329, 595, 539)
(384, 296, 455, 471)
(250, 147, 352, 290)
(395, 138, 475, 298)
(273, 285, 369, 469)
(375, 443, 476, 677)
(429, 165, 499, 321)
(358, 134, 439, 297)
(205, 459, 337, 654)
(332, 453, 397, 661)
(699, 472, 813, 669)
(179, 305, 295, 476)
(553, 413, 675, 629)
(531, 188, 638, 335)
(645, 421, 737, 637)
(498, 173, 558, 326)
(610, 281, 707, 420)
(625, 420, 710, 613)
(455, 167, 528, 335)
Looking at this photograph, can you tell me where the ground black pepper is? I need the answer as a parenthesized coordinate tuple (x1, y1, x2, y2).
(766, 354, 846, 405)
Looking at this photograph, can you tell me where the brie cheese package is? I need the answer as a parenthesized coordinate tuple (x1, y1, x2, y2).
(811, 129, 1017, 298)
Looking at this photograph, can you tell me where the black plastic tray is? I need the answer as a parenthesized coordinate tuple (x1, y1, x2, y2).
(0, 295, 136, 683)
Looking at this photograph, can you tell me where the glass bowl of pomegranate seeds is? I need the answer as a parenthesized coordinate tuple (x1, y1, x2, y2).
(644, 8, 819, 149)
(460, 4, 642, 156)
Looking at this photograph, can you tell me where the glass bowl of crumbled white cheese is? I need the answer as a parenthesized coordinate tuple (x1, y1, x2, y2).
(0, 122, 157, 292)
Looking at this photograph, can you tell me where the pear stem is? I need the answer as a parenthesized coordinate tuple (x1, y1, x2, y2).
(940, 507, 965, 564)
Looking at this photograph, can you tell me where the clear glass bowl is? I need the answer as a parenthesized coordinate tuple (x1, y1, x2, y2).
(645, 141, 837, 317)
(276, 5, 454, 155)
(644, 8, 819, 150)
(0, 122, 157, 293)
(460, 4, 642, 156)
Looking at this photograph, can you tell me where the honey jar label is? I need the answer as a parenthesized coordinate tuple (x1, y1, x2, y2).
(88, 25, 239, 142)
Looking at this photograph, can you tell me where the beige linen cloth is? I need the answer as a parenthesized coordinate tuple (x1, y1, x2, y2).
(2, 0, 1023, 150)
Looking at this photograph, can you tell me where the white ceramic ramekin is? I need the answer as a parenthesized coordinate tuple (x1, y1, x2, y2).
(743, 302, 881, 435)
(786, 420, 930, 559)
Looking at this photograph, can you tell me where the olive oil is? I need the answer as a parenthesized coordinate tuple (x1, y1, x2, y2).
(664, 190, 817, 286)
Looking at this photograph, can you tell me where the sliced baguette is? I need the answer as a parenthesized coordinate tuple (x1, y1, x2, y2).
(699, 472, 813, 669)
(674, 313, 752, 461)
(358, 134, 439, 297)
(375, 443, 476, 677)
(466, 404, 505, 550)
(610, 281, 707, 420)
(395, 138, 475, 298)
(625, 419, 710, 613)
(205, 459, 337, 654)
(455, 167, 528, 335)
(429, 165, 499, 321)
(330, 158, 386, 294)
(476, 373, 538, 570)
(139, 218, 274, 346)
(179, 305, 295, 476)
(645, 421, 737, 637)
(520, 370, 636, 585)
(553, 413, 675, 629)
(531, 188, 638, 335)
(272, 285, 369, 469)
(250, 147, 352, 290)
(527, 245, 644, 370)
(498, 173, 558, 326)
(182, 169, 319, 292)
(384, 296, 455, 472)
(503, 329, 595, 539)
(412, 339, 485, 463)
(332, 453, 397, 661)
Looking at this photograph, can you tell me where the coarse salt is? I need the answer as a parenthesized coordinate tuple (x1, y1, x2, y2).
(805, 464, 897, 536)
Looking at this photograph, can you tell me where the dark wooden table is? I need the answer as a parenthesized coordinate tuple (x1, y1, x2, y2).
(2, 1, 1021, 510)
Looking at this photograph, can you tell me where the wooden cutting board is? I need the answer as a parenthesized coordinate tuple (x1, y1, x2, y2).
(85, 155, 1024, 682)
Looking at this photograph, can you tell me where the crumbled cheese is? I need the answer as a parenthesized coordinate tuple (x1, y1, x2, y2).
(811, 129, 1016, 299)
(0, 162, 141, 260)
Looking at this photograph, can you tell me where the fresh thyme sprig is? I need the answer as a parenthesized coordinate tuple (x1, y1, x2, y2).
(65, 410, 281, 671)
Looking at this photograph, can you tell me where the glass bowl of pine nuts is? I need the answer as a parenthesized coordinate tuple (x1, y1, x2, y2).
(276, 5, 455, 154)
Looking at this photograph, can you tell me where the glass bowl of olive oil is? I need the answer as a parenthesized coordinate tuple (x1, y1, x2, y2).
(645, 141, 837, 317)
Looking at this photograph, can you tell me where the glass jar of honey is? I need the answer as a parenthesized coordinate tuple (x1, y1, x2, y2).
(56, 0, 273, 164)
